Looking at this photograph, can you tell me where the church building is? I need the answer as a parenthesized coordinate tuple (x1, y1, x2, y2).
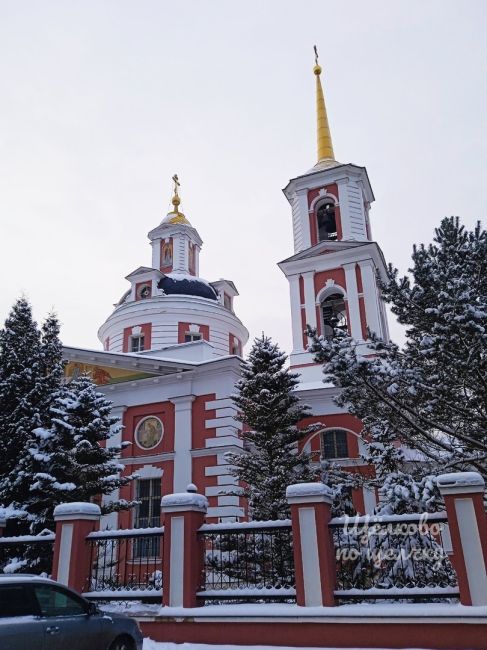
(64, 53, 390, 527)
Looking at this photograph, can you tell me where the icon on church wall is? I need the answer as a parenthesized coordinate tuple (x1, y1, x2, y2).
(161, 241, 173, 267)
(135, 416, 164, 450)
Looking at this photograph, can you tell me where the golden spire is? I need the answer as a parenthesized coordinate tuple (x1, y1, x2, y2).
(166, 174, 191, 225)
(313, 45, 335, 163)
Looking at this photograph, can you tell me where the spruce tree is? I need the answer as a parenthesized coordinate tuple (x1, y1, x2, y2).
(25, 374, 136, 534)
(308, 216, 487, 497)
(0, 298, 47, 512)
(227, 335, 318, 521)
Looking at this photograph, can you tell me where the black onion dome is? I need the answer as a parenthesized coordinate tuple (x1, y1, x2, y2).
(158, 275, 218, 300)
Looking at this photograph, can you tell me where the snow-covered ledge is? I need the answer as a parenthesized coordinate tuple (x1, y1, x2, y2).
(53, 502, 101, 521)
(437, 471, 485, 495)
(286, 482, 333, 505)
(161, 492, 208, 513)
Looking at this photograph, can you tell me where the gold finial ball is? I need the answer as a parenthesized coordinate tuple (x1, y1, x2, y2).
(172, 195, 181, 207)
(313, 64, 322, 76)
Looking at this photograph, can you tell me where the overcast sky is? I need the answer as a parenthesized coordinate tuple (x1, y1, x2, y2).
(1, 0, 486, 356)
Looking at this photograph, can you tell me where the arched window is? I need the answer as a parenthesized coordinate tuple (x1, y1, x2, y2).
(317, 201, 337, 241)
(321, 429, 349, 459)
(321, 293, 347, 339)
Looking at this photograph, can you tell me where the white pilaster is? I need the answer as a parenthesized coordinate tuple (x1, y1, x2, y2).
(194, 246, 200, 276)
(359, 259, 382, 338)
(171, 395, 195, 492)
(296, 189, 311, 252)
(151, 239, 161, 270)
(336, 178, 351, 240)
(169, 516, 184, 606)
(343, 263, 363, 340)
(288, 274, 304, 353)
(302, 272, 317, 331)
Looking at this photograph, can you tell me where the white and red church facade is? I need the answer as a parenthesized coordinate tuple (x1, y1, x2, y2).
(64, 61, 391, 527)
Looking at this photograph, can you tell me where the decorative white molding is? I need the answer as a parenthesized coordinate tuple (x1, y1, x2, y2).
(136, 464, 164, 479)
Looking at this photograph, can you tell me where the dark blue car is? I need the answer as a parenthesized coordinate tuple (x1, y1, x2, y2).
(0, 575, 143, 650)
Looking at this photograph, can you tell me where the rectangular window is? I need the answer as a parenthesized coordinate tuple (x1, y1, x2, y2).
(134, 478, 161, 558)
(223, 294, 232, 310)
(131, 335, 145, 352)
(184, 332, 202, 343)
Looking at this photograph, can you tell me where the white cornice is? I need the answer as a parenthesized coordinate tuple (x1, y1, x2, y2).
(278, 242, 388, 279)
(63, 346, 195, 374)
(147, 222, 203, 247)
(283, 163, 374, 205)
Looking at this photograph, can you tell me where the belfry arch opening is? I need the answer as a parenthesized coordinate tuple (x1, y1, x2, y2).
(321, 292, 347, 339)
(317, 201, 337, 241)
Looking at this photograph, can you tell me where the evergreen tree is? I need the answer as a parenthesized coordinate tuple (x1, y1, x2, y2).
(24, 374, 136, 535)
(0, 298, 48, 511)
(9, 311, 67, 522)
(308, 217, 487, 498)
(227, 335, 319, 521)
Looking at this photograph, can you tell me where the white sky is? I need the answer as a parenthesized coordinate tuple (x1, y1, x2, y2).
(1, 0, 486, 356)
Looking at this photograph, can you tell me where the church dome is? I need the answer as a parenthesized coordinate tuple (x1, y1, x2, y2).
(158, 274, 218, 300)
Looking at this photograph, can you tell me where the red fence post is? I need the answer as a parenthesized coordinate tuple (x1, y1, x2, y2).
(286, 482, 336, 607)
(161, 488, 208, 608)
(51, 503, 101, 594)
(437, 472, 487, 606)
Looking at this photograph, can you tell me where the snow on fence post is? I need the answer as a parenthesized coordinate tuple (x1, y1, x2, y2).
(51, 502, 101, 593)
(286, 482, 336, 607)
(437, 472, 487, 606)
(161, 485, 208, 608)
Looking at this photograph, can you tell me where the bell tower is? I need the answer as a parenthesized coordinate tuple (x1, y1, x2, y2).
(278, 49, 390, 382)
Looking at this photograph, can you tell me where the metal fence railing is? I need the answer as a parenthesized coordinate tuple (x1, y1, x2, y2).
(197, 520, 295, 603)
(83, 527, 164, 601)
(329, 512, 459, 601)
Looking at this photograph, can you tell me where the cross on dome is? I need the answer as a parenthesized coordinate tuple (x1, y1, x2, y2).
(164, 173, 191, 225)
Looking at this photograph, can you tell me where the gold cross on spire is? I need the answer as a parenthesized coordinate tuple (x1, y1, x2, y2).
(171, 174, 181, 212)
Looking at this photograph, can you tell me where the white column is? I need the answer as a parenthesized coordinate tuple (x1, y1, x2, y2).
(343, 263, 363, 340)
(336, 178, 351, 240)
(302, 271, 317, 331)
(288, 274, 304, 353)
(151, 238, 161, 269)
(194, 246, 201, 276)
(172, 234, 184, 272)
(359, 259, 382, 338)
(171, 395, 195, 492)
(295, 189, 311, 251)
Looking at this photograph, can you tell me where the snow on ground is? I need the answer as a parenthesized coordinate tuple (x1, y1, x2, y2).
(143, 639, 421, 650)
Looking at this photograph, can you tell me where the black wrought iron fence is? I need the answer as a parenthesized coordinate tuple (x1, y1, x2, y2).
(330, 512, 459, 601)
(197, 520, 295, 602)
(0, 531, 55, 575)
(83, 527, 164, 601)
